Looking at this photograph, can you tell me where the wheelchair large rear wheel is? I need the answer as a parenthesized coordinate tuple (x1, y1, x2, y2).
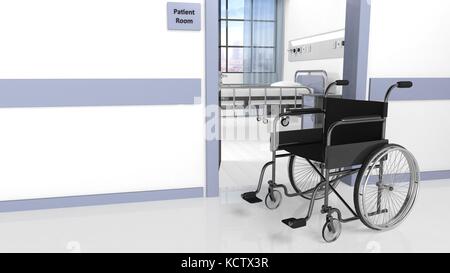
(354, 144, 420, 231)
(288, 156, 340, 200)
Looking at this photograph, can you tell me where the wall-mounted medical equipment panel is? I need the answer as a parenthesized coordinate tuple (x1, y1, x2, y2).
(288, 38, 344, 62)
(288, 29, 345, 62)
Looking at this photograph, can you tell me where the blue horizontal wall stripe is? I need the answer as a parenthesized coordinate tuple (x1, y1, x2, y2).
(0, 187, 204, 213)
(0, 79, 201, 108)
(369, 78, 450, 101)
(421, 170, 450, 181)
(342, 170, 450, 186)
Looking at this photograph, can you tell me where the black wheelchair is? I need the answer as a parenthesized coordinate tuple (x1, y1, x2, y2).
(242, 81, 420, 242)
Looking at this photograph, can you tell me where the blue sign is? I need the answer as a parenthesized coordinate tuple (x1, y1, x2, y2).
(167, 2, 201, 31)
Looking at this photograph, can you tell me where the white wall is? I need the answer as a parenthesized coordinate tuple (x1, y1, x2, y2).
(0, 0, 204, 79)
(283, 0, 347, 86)
(367, 0, 450, 173)
(368, 0, 450, 78)
(0, 0, 205, 201)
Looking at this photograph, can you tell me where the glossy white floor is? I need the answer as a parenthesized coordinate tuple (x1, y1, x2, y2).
(0, 177, 447, 253)
(0, 136, 447, 253)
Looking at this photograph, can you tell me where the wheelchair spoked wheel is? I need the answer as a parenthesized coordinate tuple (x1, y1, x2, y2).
(288, 156, 340, 200)
(354, 144, 420, 231)
(265, 190, 282, 210)
(322, 218, 342, 243)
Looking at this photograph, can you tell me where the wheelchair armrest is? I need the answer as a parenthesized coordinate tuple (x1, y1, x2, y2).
(271, 108, 324, 151)
(283, 108, 324, 116)
(326, 116, 386, 147)
(340, 116, 385, 123)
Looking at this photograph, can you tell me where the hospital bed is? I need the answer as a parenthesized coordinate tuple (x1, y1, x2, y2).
(219, 70, 328, 125)
(220, 84, 312, 122)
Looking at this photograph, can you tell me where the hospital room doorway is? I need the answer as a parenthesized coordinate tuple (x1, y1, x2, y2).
(218, 0, 349, 194)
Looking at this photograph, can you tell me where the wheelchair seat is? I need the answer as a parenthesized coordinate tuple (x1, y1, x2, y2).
(284, 142, 326, 163)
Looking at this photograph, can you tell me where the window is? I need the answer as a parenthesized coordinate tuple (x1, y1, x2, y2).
(220, 0, 277, 73)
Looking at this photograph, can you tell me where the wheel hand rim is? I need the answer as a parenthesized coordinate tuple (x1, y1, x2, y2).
(356, 145, 419, 230)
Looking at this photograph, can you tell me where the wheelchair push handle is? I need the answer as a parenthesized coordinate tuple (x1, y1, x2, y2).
(335, 80, 350, 86)
(397, 81, 413, 88)
(384, 81, 414, 102)
(324, 80, 350, 97)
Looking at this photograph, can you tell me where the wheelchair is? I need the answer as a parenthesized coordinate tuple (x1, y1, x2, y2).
(242, 81, 420, 243)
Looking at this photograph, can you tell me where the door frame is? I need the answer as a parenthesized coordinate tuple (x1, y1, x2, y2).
(204, 0, 372, 196)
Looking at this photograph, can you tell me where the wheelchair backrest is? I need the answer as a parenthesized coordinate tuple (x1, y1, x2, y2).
(324, 98, 388, 146)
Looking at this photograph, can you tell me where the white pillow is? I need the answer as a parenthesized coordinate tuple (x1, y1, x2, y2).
(270, 81, 304, 87)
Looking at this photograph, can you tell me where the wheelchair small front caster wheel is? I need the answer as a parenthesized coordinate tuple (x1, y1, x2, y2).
(257, 117, 261, 122)
(281, 117, 290, 127)
(322, 218, 342, 243)
(265, 190, 282, 210)
(262, 119, 269, 124)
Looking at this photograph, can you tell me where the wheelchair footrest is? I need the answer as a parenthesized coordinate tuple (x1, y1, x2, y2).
(241, 192, 262, 204)
(282, 218, 307, 229)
